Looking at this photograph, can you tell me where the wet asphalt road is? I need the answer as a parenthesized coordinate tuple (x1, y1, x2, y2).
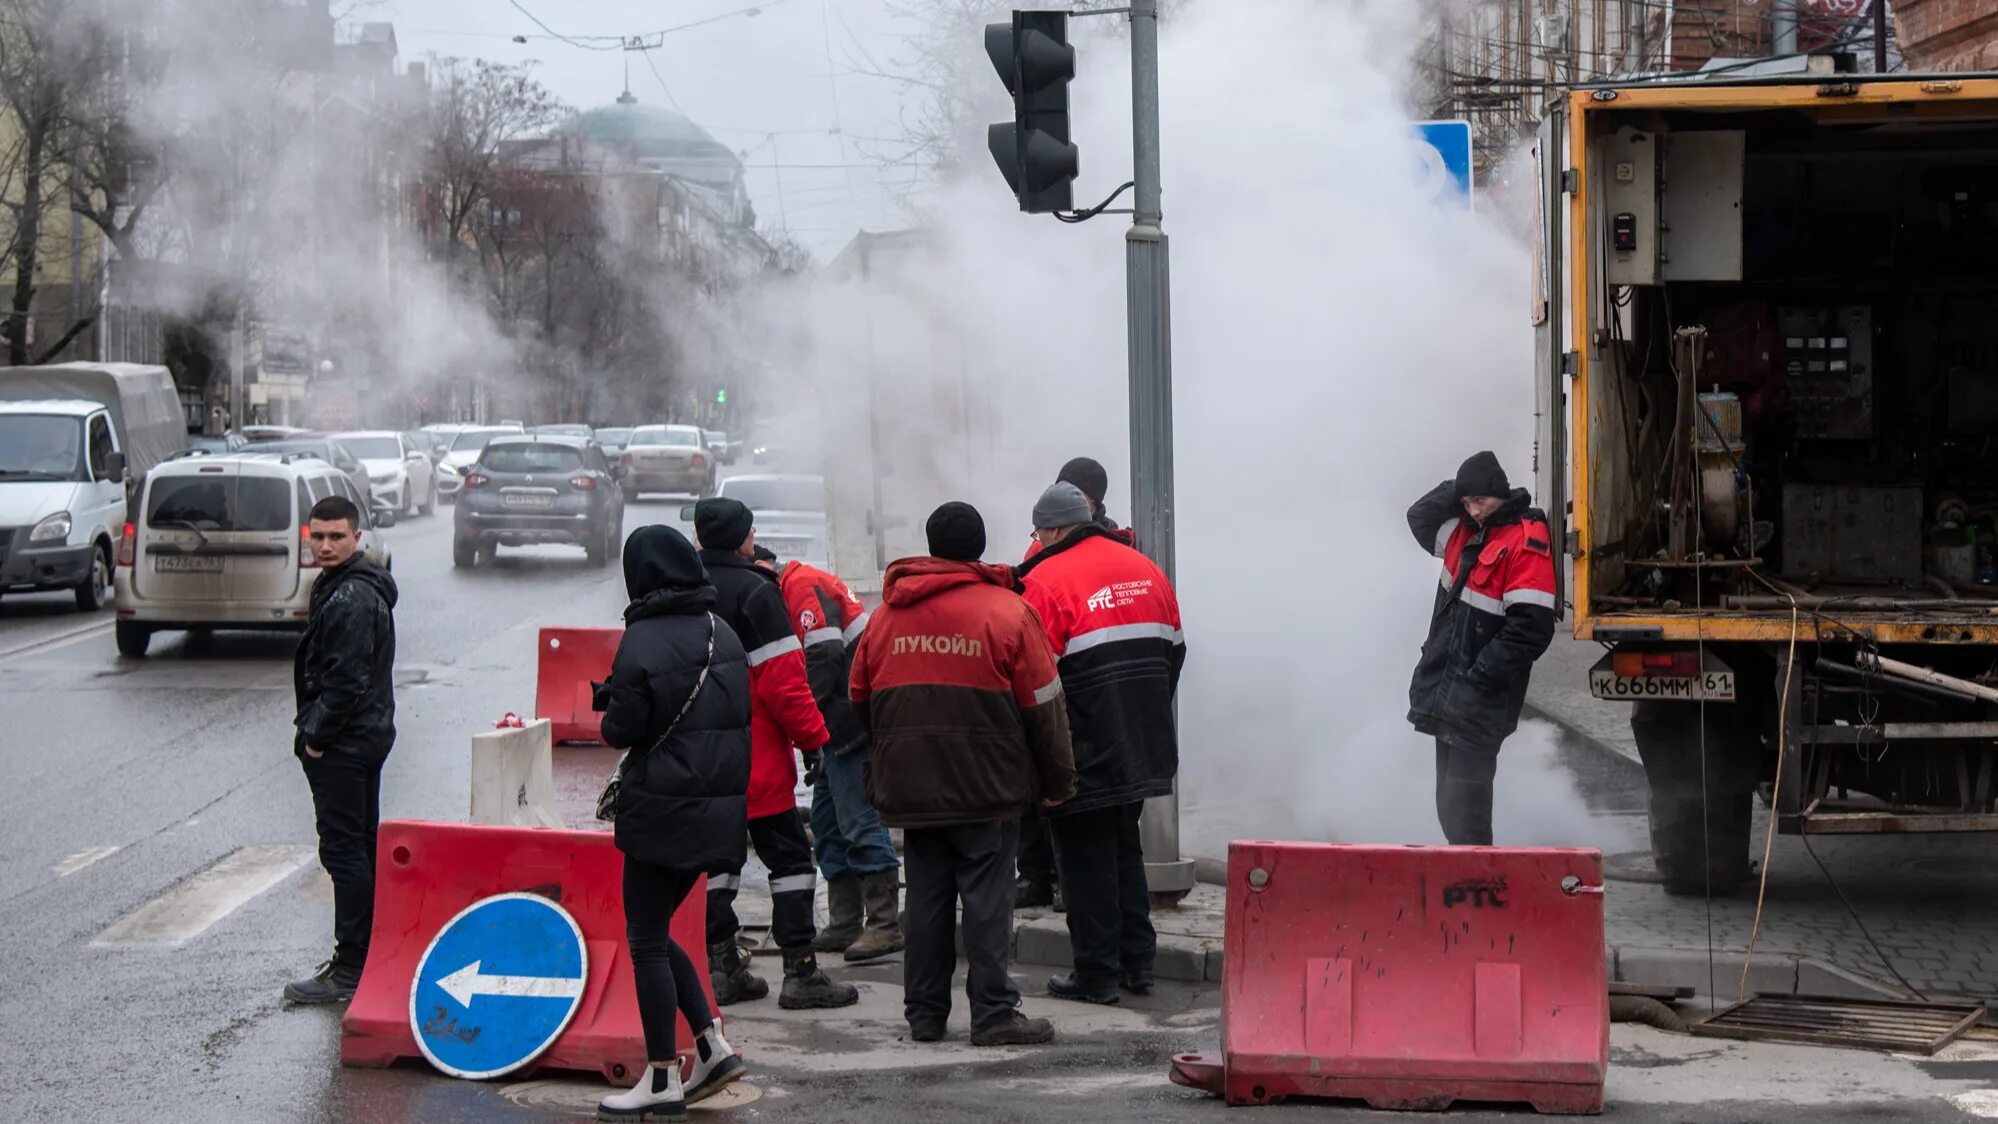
(3, 492, 1992, 1123)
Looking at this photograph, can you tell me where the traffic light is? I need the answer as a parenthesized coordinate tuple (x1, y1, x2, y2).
(985, 11, 1077, 213)
(716, 388, 727, 404)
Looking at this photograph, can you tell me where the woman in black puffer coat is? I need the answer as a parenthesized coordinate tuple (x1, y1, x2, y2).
(594, 525, 752, 1118)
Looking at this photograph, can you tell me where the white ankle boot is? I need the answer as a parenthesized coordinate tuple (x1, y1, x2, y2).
(598, 1064, 685, 1120)
(683, 1022, 747, 1104)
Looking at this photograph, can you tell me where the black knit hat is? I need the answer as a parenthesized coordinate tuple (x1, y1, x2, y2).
(925, 501, 986, 562)
(693, 497, 753, 551)
(1454, 450, 1510, 500)
(1057, 456, 1110, 506)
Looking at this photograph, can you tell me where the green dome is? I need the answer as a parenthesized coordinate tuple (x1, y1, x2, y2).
(563, 101, 736, 163)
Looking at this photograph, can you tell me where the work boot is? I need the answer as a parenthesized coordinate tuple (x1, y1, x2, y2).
(682, 1023, 746, 1105)
(777, 948, 860, 1010)
(707, 939, 769, 1006)
(1120, 972, 1154, 996)
(598, 1063, 685, 1120)
(1014, 876, 1054, 910)
(813, 875, 863, 954)
(1046, 971, 1120, 1006)
(907, 1017, 946, 1043)
(844, 870, 904, 962)
(283, 957, 361, 1005)
(970, 1009, 1056, 1047)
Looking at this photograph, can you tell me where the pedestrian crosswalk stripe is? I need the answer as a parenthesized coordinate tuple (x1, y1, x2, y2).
(52, 845, 120, 877)
(90, 845, 313, 948)
(1951, 1090, 1998, 1118)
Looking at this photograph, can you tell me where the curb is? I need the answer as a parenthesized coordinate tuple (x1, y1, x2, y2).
(1010, 913, 1225, 984)
(1521, 699, 1643, 768)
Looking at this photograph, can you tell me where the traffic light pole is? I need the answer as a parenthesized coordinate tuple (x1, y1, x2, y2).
(1126, 0, 1195, 901)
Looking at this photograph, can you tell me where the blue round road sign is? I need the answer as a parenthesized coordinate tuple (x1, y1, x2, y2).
(408, 892, 589, 1079)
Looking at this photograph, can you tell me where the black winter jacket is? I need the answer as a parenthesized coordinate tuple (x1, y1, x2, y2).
(1405, 482, 1558, 752)
(293, 557, 397, 761)
(599, 526, 753, 873)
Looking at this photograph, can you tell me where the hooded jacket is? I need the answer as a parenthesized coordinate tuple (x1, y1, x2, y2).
(776, 560, 869, 755)
(1017, 525, 1185, 815)
(597, 526, 753, 873)
(848, 557, 1076, 828)
(698, 548, 831, 819)
(293, 556, 398, 761)
(1405, 481, 1558, 751)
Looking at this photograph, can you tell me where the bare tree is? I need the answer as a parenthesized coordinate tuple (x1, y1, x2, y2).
(0, 0, 109, 364)
(422, 58, 566, 276)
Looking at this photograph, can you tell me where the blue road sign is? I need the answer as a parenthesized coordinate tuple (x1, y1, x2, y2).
(1414, 119, 1474, 209)
(408, 892, 588, 1079)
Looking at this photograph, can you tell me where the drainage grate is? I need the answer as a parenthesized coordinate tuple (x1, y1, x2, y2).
(1689, 994, 1987, 1055)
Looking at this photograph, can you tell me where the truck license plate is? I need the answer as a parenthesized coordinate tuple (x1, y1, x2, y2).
(503, 493, 554, 509)
(1589, 668, 1735, 701)
(154, 554, 225, 574)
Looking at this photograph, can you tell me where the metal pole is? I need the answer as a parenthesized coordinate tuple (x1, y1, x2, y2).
(1127, 0, 1194, 899)
(1871, 0, 1888, 73)
(230, 308, 245, 430)
(1772, 1, 1798, 57)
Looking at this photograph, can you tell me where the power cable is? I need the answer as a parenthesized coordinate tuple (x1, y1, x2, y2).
(1053, 180, 1135, 224)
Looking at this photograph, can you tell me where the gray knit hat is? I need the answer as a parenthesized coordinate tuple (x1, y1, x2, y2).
(1032, 481, 1094, 530)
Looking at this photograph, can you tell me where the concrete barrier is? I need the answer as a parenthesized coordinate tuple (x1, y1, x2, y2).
(470, 718, 562, 829)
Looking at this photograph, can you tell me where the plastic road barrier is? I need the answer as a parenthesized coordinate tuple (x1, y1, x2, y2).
(535, 627, 621, 744)
(1170, 841, 1608, 1114)
(342, 820, 714, 1083)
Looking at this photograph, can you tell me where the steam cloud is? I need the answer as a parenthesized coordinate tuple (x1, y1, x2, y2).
(786, 0, 1629, 856)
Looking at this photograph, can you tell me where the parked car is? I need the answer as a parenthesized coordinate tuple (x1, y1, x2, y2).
(239, 425, 310, 443)
(620, 424, 713, 499)
(244, 436, 378, 516)
(684, 473, 826, 570)
(452, 435, 624, 568)
(533, 423, 593, 440)
(333, 430, 436, 517)
(591, 426, 634, 459)
(177, 432, 249, 458)
(434, 426, 520, 503)
(112, 452, 391, 656)
(703, 429, 732, 466)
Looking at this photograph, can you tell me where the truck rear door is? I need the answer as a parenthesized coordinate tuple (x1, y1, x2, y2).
(1533, 102, 1569, 618)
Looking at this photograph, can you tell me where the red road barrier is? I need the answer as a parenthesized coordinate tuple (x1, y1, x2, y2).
(342, 820, 714, 1082)
(1170, 841, 1607, 1114)
(535, 627, 621, 745)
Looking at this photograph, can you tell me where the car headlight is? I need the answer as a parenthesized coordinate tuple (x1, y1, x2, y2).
(438, 463, 460, 476)
(29, 511, 72, 543)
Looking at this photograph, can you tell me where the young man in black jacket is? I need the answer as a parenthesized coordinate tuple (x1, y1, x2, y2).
(285, 495, 398, 1005)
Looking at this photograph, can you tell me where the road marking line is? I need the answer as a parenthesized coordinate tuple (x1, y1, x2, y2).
(90, 844, 314, 948)
(0, 618, 114, 664)
(1950, 1090, 1998, 1118)
(53, 845, 121, 877)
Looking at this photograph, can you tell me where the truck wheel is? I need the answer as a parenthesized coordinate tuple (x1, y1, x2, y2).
(73, 544, 112, 612)
(1631, 698, 1753, 897)
(452, 535, 478, 569)
(418, 480, 435, 517)
(115, 620, 152, 657)
(585, 527, 608, 567)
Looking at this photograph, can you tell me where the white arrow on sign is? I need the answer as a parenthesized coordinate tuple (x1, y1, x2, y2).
(437, 959, 586, 1008)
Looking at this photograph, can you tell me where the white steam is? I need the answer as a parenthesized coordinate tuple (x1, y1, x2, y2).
(780, 0, 1626, 855)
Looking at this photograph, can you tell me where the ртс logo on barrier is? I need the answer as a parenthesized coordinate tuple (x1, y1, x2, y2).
(1441, 876, 1508, 909)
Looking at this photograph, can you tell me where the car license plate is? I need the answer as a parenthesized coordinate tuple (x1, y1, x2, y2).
(1588, 668, 1735, 701)
(154, 554, 224, 574)
(503, 493, 554, 509)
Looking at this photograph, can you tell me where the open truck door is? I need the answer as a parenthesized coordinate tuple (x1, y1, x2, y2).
(1532, 102, 1569, 618)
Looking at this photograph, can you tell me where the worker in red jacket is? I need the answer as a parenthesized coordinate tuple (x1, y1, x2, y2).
(1405, 451, 1558, 845)
(692, 498, 857, 1011)
(1018, 482, 1185, 1006)
(751, 544, 903, 963)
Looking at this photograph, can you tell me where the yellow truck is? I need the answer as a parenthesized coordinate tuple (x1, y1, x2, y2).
(1533, 69, 1998, 894)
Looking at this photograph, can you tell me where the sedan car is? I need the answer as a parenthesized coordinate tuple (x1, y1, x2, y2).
(533, 423, 594, 440)
(246, 436, 380, 518)
(685, 473, 827, 569)
(172, 432, 249, 459)
(453, 436, 624, 568)
(333, 430, 436, 517)
(434, 426, 520, 503)
(620, 424, 714, 499)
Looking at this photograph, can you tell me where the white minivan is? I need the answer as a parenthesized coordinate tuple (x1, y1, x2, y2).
(0, 400, 130, 611)
(112, 453, 391, 657)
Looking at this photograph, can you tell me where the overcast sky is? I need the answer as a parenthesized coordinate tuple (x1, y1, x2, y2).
(378, 0, 934, 258)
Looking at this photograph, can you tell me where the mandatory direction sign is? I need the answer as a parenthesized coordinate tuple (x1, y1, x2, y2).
(1414, 119, 1474, 209)
(408, 891, 588, 1079)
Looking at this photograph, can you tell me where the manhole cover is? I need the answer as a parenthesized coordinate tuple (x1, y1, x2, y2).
(500, 1078, 763, 1112)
